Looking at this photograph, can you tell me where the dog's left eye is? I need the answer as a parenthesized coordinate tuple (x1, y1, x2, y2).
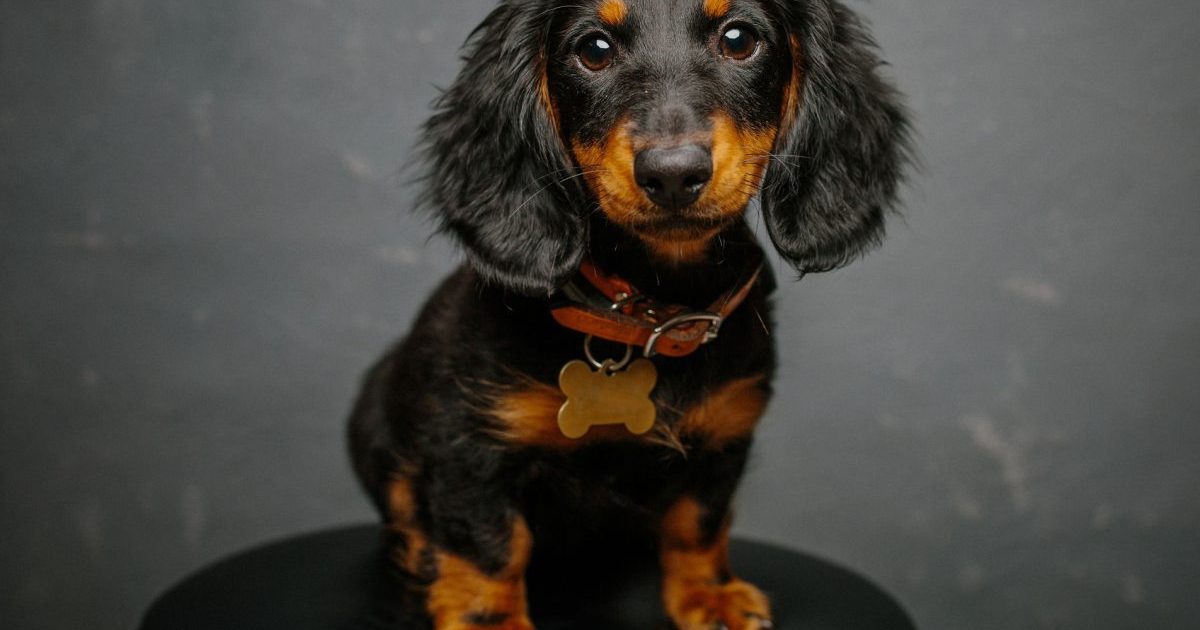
(719, 24, 760, 61)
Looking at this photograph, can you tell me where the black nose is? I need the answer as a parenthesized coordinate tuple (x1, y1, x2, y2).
(634, 145, 712, 209)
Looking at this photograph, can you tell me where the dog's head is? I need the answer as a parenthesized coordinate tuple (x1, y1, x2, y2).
(421, 0, 911, 295)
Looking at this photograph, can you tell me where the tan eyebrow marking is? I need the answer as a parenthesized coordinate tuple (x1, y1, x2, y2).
(703, 0, 732, 19)
(598, 0, 629, 26)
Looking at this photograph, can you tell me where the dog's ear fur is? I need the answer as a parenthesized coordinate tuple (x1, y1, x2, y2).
(761, 1, 912, 274)
(420, 1, 584, 295)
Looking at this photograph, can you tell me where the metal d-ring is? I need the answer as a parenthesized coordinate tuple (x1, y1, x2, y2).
(643, 312, 724, 358)
(583, 334, 633, 372)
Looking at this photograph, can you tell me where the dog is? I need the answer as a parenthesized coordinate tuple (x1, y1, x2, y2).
(348, 1, 909, 628)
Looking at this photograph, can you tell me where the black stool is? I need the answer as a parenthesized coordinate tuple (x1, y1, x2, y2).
(141, 525, 916, 629)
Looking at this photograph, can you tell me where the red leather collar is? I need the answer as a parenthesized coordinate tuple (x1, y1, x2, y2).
(550, 253, 764, 358)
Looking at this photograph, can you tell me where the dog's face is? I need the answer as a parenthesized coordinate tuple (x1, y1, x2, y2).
(422, 0, 910, 294)
(546, 0, 795, 260)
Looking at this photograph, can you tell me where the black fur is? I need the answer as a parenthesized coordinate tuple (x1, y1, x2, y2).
(420, 2, 586, 296)
(760, 0, 912, 274)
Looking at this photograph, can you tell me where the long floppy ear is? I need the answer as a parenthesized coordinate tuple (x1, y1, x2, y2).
(760, 0, 913, 274)
(419, 1, 584, 295)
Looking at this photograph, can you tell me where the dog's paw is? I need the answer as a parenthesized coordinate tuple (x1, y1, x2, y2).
(665, 579, 772, 630)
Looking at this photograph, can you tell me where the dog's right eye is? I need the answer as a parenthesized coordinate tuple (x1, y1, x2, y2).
(578, 35, 615, 71)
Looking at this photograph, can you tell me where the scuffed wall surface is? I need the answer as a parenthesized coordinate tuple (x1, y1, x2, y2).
(1, 1, 1197, 628)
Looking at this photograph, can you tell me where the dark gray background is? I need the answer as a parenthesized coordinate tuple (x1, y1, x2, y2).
(2, 1, 1198, 628)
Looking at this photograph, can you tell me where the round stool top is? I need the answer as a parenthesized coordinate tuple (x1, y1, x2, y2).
(141, 525, 916, 630)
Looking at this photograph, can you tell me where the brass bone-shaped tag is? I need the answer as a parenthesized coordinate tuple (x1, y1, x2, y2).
(557, 359, 657, 439)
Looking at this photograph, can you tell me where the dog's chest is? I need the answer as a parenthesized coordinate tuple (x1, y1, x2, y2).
(486, 366, 768, 450)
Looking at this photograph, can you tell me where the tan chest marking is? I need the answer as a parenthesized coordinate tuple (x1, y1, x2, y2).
(489, 380, 653, 448)
(487, 374, 766, 449)
(676, 376, 768, 446)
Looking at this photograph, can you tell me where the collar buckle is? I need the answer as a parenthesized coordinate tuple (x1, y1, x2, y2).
(609, 291, 646, 312)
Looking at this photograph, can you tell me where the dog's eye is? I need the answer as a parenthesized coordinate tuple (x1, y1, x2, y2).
(719, 24, 759, 61)
(578, 35, 615, 71)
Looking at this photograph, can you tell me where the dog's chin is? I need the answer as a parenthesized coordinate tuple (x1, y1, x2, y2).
(621, 211, 737, 263)
(630, 201, 743, 234)
(591, 187, 751, 263)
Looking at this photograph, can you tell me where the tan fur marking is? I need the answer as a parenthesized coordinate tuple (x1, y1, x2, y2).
(661, 498, 729, 608)
(780, 35, 805, 135)
(701, 114, 777, 222)
(661, 497, 711, 551)
(427, 517, 534, 629)
(641, 237, 713, 265)
(488, 381, 644, 448)
(490, 382, 572, 447)
(703, 0, 732, 19)
(598, 0, 628, 26)
(387, 474, 430, 577)
(677, 376, 767, 446)
(571, 119, 645, 227)
(660, 498, 771, 630)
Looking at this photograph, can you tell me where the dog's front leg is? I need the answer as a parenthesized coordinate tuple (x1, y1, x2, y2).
(659, 447, 772, 630)
(386, 471, 534, 630)
(426, 520, 533, 630)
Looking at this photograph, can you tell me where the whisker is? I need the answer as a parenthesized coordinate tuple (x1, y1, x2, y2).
(508, 169, 601, 218)
(739, 153, 811, 179)
(531, 166, 583, 183)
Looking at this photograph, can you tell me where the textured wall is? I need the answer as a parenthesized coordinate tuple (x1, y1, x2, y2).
(1, 1, 1197, 629)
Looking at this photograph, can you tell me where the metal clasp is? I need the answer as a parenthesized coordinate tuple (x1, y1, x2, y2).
(583, 334, 634, 373)
(609, 291, 645, 312)
(643, 312, 723, 358)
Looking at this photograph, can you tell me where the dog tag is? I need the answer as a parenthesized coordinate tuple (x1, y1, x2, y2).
(557, 358, 657, 439)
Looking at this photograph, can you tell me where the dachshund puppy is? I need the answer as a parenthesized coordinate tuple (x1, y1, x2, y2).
(348, 1, 909, 628)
